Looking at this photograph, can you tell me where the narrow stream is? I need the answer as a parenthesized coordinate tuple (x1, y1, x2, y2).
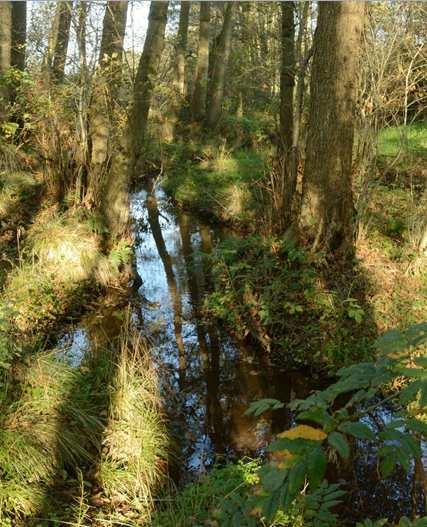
(58, 185, 425, 522)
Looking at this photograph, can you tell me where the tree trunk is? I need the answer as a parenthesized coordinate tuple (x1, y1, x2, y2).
(174, 1, 190, 97)
(129, 0, 169, 177)
(11, 1, 26, 71)
(46, 1, 73, 83)
(280, 1, 295, 226)
(99, 1, 128, 72)
(191, 1, 210, 122)
(300, 1, 365, 256)
(87, 1, 129, 242)
(205, 2, 234, 129)
(0, 1, 12, 114)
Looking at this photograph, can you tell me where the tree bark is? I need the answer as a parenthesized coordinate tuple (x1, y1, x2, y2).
(11, 1, 26, 71)
(205, 2, 234, 129)
(0, 2, 12, 75)
(99, 1, 128, 71)
(191, 1, 210, 122)
(280, 1, 296, 225)
(87, 1, 129, 242)
(129, 0, 169, 177)
(0, 1, 12, 113)
(46, 1, 73, 83)
(174, 1, 190, 97)
(300, 1, 365, 256)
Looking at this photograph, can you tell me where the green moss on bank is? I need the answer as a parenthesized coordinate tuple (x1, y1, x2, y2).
(163, 146, 269, 226)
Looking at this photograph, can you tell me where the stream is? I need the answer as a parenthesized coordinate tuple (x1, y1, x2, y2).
(58, 185, 425, 522)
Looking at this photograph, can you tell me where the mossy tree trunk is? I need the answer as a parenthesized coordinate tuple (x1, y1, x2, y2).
(300, 1, 365, 257)
(205, 2, 234, 129)
(191, 1, 210, 123)
(86, 1, 129, 243)
(45, 1, 73, 83)
(129, 0, 169, 178)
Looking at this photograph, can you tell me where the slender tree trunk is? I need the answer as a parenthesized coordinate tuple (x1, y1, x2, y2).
(280, 1, 295, 226)
(191, 1, 210, 122)
(174, 1, 190, 97)
(205, 2, 234, 129)
(129, 0, 169, 177)
(11, 1, 26, 71)
(75, 1, 89, 205)
(300, 1, 365, 256)
(46, 1, 73, 83)
(0, 2, 12, 114)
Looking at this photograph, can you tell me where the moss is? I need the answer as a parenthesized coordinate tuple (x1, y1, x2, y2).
(163, 146, 269, 226)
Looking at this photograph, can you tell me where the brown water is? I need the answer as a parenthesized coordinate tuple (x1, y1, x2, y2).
(57, 185, 425, 522)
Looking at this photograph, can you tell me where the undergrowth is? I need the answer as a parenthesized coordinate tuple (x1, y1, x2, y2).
(152, 459, 261, 527)
(205, 236, 373, 368)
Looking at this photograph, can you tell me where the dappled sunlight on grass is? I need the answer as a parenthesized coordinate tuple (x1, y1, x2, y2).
(0, 315, 168, 525)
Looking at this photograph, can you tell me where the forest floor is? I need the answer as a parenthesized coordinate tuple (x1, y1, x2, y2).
(0, 121, 426, 525)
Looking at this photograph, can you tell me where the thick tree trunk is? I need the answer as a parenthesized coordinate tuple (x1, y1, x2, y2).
(191, 1, 210, 122)
(87, 1, 129, 242)
(174, 1, 190, 97)
(129, 0, 169, 177)
(11, 1, 26, 71)
(300, 1, 365, 256)
(46, 1, 73, 83)
(205, 2, 234, 129)
(280, 1, 296, 226)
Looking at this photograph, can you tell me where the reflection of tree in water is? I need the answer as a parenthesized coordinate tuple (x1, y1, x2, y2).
(145, 187, 186, 389)
(178, 213, 225, 455)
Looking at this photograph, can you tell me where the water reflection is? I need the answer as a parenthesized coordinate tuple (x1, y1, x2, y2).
(55, 184, 425, 519)
(132, 186, 301, 476)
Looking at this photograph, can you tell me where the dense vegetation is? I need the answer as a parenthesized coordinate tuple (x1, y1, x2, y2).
(0, 1, 426, 526)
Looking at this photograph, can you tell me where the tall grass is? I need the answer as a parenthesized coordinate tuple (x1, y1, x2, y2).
(0, 322, 169, 525)
(96, 327, 168, 525)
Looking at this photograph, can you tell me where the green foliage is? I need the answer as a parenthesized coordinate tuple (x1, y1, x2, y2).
(257, 324, 427, 522)
(108, 240, 132, 272)
(245, 399, 284, 416)
(152, 459, 261, 527)
(206, 235, 371, 366)
(0, 328, 167, 523)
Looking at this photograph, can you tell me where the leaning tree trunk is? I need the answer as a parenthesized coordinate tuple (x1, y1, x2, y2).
(129, 0, 169, 177)
(300, 1, 365, 257)
(205, 2, 234, 129)
(0, 1, 12, 115)
(191, 1, 210, 122)
(45, 1, 73, 83)
(86, 0, 129, 243)
(280, 1, 296, 227)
